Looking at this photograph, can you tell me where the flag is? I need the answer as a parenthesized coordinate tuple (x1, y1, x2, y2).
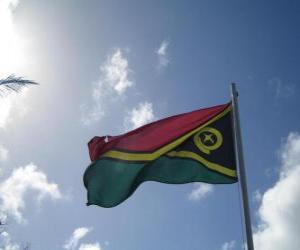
(83, 103, 237, 207)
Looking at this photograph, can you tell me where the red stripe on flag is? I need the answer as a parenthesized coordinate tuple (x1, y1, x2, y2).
(88, 103, 229, 161)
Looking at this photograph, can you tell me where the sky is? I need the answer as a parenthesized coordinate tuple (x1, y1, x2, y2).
(0, 0, 300, 249)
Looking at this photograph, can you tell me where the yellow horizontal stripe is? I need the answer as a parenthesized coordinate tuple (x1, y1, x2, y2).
(166, 150, 237, 178)
(103, 150, 155, 161)
(102, 105, 232, 161)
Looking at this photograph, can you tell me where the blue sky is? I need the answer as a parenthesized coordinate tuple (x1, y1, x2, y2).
(0, 0, 300, 249)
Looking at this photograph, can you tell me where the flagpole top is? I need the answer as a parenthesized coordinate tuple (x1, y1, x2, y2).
(230, 82, 239, 97)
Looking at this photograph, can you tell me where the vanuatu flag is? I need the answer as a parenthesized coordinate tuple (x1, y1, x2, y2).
(84, 103, 237, 207)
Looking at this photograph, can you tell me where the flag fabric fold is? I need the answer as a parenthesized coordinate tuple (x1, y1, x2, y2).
(84, 103, 237, 208)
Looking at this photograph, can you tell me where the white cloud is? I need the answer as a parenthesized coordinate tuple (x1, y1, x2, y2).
(188, 183, 214, 201)
(221, 240, 236, 250)
(78, 243, 101, 250)
(100, 48, 133, 95)
(253, 132, 300, 250)
(268, 78, 295, 99)
(124, 101, 154, 131)
(0, 144, 8, 161)
(0, 231, 20, 250)
(63, 227, 92, 250)
(80, 103, 105, 126)
(156, 40, 170, 69)
(0, 163, 62, 223)
(252, 189, 262, 203)
(82, 48, 133, 125)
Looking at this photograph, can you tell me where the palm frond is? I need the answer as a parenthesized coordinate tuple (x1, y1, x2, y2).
(0, 74, 38, 93)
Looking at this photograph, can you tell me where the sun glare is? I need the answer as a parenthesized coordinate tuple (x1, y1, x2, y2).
(0, 1, 30, 129)
(0, 0, 26, 76)
(0, 88, 28, 129)
(0, 96, 12, 128)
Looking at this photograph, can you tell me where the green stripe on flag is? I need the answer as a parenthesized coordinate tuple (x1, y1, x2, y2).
(84, 156, 237, 208)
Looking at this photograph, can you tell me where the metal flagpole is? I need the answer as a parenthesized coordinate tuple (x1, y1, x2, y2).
(230, 83, 254, 250)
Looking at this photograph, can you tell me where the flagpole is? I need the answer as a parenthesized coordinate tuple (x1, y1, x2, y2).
(230, 83, 254, 250)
